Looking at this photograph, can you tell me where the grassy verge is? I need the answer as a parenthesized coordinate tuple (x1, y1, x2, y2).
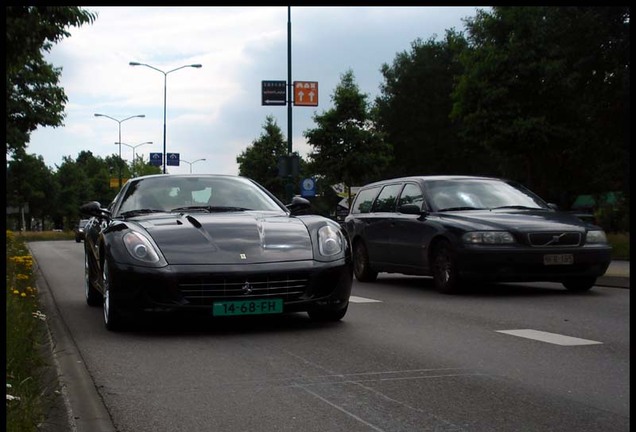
(6, 230, 53, 432)
(607, 232, 629, 260)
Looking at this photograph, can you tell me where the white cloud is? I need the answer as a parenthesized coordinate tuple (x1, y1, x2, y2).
(27, 6, 482, 176)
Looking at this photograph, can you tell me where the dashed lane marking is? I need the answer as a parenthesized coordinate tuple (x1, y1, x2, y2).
(349, 296, 382, 303)
(496, 329, 602, 346)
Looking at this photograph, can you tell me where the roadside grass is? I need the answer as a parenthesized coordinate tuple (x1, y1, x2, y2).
(5, 230, 53, 432)
(607, 232, 630, 260)
(3, 228, 629, 431)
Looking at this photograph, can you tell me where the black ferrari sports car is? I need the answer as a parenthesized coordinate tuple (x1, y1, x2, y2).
(80, 174, 353, 331)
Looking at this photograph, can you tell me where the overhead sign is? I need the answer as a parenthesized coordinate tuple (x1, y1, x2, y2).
(294, 81, 318, 106)
(166, 153, 180, 166)
(149, 152, 163, 167)
(262, 80, 287, 106)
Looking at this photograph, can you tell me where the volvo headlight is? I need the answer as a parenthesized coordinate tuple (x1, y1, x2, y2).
(463, 231, 515, 244)
(318, 225, 343, 256)
(586, 230, 608, 244)
(123, 231, 162, 263)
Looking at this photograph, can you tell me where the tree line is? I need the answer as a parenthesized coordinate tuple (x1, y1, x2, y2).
(6, 6, 630, 231)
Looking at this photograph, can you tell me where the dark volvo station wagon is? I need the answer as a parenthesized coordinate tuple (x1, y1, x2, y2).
(343, 175, 611, 293)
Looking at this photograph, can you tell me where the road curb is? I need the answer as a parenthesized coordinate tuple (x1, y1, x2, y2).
(596, 276, 630, 289)
(36, 262, 117, 432)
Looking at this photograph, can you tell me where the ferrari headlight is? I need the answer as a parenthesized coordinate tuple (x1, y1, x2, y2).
(318, 225, 343, 256)
(463, 231, 515, 244)
(123, 232, 162, 263)
(586, 230, 608, 244)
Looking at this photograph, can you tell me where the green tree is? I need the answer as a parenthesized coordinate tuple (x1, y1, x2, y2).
(375, 31, 490, 177)
(6, 6, 96, 156)
(237, 115, 288, 199)
(451, 7, 629, 206)
(6, 151, 57, 230)
(75, 150, 118, 206)
(130, 155, 162, 179)
(304, 70, 392, 201)
(53, 157, 90, 229)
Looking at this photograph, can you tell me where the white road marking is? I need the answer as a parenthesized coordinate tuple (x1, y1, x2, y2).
(496, 329, 602, 346)
(349, 296, 382, 303)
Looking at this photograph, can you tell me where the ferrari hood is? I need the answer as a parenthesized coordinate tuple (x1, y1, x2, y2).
(134, 212, 313, 265)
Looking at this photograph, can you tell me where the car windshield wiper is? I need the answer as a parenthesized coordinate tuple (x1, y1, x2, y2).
(119, 209, 165, 218)
(437, 206, 485, 212)
(170, 206, 251, 213)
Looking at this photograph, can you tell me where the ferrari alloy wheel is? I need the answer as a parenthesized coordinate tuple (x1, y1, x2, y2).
(102, 260, 126, 331)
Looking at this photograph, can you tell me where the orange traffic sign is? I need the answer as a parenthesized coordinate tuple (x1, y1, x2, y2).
(293, 81, 318, 106)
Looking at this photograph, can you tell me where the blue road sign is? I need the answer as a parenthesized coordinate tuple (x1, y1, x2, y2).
(300, 177, 316, 197)
(166, 153, 180, 166)
(149, 152, 163, 166)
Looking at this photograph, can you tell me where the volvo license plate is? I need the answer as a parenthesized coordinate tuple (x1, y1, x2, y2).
(543, 254, 574, 265)
(213, 299, 283, 316)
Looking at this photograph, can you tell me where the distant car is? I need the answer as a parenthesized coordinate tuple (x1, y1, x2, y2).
(344, 175, 612, 294)
(74, 219, 90, 242)
(80, 174, 352, 331)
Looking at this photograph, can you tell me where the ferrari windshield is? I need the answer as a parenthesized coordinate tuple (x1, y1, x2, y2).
(116, 175, 284, 216)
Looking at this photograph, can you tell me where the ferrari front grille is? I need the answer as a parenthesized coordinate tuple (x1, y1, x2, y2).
(178, 273, 310, 305)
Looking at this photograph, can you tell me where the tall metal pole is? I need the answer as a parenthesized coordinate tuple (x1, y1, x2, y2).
(118, 124, 122, 185)
(94, 113, 145, 188)
(129, 62, 202, 175)
(287, 6, 292, 156)
(162, 73, 167, 174)
(286, 6, 294, 201)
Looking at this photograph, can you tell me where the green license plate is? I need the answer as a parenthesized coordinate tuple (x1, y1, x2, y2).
(212, 299, 283, 316)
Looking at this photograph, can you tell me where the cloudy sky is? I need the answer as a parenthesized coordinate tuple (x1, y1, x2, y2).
(28, 6, 484, 175)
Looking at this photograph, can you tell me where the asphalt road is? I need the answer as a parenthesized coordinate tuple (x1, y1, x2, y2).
(31, 241, 630, 432)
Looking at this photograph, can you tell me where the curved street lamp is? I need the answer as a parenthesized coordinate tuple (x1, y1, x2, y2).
(181, 158, 206, 174)
(115, 141, 153, 176)
(94, 113, 145, 188)
(129, 61, 203, 174)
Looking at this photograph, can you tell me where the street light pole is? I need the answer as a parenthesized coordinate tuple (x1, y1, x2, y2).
(115, 141, 153, 176)
(129, 62, 202, 174)
(181, 158, 206, 174)
(94, 113, 145, 188)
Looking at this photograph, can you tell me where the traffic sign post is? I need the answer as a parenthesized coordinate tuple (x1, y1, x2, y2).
(166, 153, 180, 166)
(300, 177, 316, 197)
(293, 81, 318, 106)
(149, 152, 163, 167)
(262, 80, 287, 106)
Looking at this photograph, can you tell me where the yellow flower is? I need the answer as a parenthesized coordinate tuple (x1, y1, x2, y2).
(12, 290, 20, 295)
(20, 293, 26, 298)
